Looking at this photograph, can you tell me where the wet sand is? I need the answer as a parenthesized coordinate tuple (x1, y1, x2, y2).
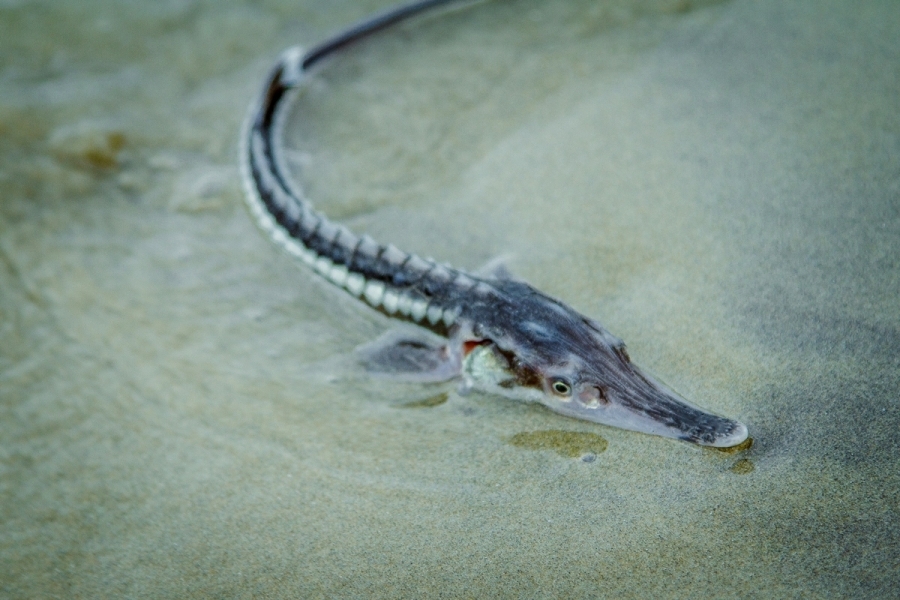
(2, 0, 898, 597)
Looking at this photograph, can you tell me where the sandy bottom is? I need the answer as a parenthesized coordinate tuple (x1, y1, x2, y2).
(2, 0, 898, 597)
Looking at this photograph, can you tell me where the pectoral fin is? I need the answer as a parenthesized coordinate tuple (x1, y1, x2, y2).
(355, 328, 461, 382)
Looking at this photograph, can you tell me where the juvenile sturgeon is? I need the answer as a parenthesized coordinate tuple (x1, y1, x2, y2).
(239, 0, 749, 447)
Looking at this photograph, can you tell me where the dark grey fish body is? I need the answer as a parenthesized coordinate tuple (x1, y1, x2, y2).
(240, 1, 748, 447)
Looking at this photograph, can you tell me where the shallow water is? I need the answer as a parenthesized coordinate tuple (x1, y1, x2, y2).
(2, 0, 898, 597)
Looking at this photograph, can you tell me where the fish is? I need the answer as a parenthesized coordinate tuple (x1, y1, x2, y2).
(239, 0, 749, 447)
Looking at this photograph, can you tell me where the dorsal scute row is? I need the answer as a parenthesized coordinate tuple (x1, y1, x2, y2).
(242, 54, 489, 333)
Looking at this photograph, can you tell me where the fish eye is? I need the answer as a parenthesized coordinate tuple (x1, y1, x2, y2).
(550, 379, 572, 396)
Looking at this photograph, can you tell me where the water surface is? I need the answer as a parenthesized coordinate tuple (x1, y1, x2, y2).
(1, 0, 898, 597)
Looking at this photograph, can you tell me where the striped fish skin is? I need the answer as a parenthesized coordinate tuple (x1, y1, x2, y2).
(238, 0, 749, 448)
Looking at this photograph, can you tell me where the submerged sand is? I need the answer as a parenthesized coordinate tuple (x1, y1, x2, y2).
(1, 0, 898, 597)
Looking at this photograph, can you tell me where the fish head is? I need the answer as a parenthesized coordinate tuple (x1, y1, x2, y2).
(461, 282, 748, 448)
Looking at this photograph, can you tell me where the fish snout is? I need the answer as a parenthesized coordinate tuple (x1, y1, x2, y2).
(550, 376, 749, 447)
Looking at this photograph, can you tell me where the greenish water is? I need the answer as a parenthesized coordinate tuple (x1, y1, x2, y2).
(1, 0, 898, 597)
